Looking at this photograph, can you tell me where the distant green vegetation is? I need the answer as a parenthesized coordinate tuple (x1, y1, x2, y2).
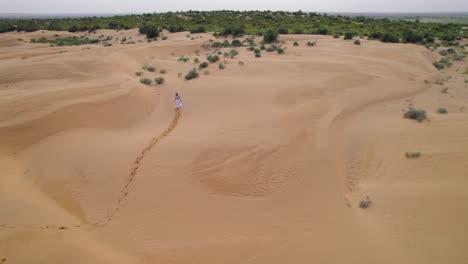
(1, 11, 466, 45)
(30, 36, 100, 46)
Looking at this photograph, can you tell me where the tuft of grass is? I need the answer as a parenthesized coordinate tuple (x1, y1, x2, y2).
(359, 196, 371, 208)
(184, 68, 199, 80)
(207, 54, 220, 63)
(179, 56, 190, 62)
(238, 60, 245, 66)
(160, 69, 167, 74)
(140, 78, 152, 85)
(255, 53, 261, 58)
(439, 50, 448, 56)
(218, 63, 225, 70)
(404, 108, 426, 122)
(293, 41, 299, 46)
(135, 71, 143, 76)
(203, 70, 210, 75)
(155, 77, 165, 84)
(162, 36, 168, 40)
(441, 87, 448, 93)
(277, 47, 285, 54)
(194, 58, 200, 64)
(306, 41, 316, 46)
(437, 108, 448, 114)
(145, 66, 156, 72)
(354, 39, 361, 45)
(199, 61, 209, 69)
(405, 152, 421, 158)
(229, 49, 239, 58)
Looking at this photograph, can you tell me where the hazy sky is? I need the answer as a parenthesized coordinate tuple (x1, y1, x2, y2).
(3, 0, 468, 14)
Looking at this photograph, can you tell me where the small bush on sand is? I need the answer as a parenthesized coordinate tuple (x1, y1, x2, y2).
(185, 68, 199, 80)
(433, 61, 445, 70)
(344, 32, 354, 40)
(441, 87, 448, 93)
(140, 78, 152, 85)
(155, 77, 164, 84)
(194, 58, 200, 64)
(203, 70, 210, 75)
(266, 46, 275, 52)
(218, 63, 225, 70)
(160, 69, 167, 74)
(229, 49, 239, 58)
(359, 197, 371, 208)
(263, 30, 278, 44)
(207, 54, 220, 63)
(293, 41, 299, 46)
(277, 47, 285, 54)
(199, 62, 209, 69)
(161, 36, 168, 40)
(405, 152, 421, 158)
(354, 39, 361, 45)
(404, 108, 426, 122)
(255, 53, 261, 58)
(239, 60, 245, 66)
(231, 39, 242, 47)
(439, 50, 448, 56)
(179, 56, 189, 62)
(306, 41, 316, 46)
(146, 66, 156, 72)
(135, 71, 143, 76)
(333, 34, 340, 38)
(437, 108, 448, 114)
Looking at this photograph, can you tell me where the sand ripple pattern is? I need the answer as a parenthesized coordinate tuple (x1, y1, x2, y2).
(1, 109, 181, 230)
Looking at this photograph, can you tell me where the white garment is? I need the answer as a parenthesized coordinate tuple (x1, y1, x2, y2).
(175, 97, 182, 108)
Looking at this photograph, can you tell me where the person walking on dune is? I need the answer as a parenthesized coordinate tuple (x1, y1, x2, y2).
(175, 93, 182, 109)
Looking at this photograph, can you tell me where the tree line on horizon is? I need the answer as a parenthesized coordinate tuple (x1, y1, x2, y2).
(0, 11, 466, 44)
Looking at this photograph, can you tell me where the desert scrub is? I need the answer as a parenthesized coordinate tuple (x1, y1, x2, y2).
(293, 41, 299, 46)
(437, 108, 448, 114)
(229, 49, 239, 58)
(203, 70, 210, 75)
(155, 77, 165, 84)
(405, 152, 421, 158)
(179, 56, 190, 62)
(184, 68, 199, 80)
(439, 50, 448, 56)
(143, 66, 155, 72)
(306, 41, 316, 46)
(238, 60, 245, 66)
(354, 39, 361, 45)
(218, 63, 225, 70)
(277, 47, 285, 54)
(344, 32, 354, 40)
(404, 108, 426, 122)
(199, 62, 209, 69)
(441, 87, 448, 93)
(255, 53, 261, 58)
(135, 71, 143, 76)
(160, 69, 167, 74)
(140, 78, 152, 85)
(161, 36, 168, 40)
(359, 196, 371, 208)
(207, 54, 220, 63)
(194, 58, 200, 64)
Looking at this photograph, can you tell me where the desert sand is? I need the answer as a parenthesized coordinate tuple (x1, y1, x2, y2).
(0, 29, 467, 264)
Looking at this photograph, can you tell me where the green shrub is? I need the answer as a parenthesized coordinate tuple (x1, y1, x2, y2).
(405, 152, 421, 158)
(277, 47, 285, 54)
(437, 108, 448, 114)
(155, 77, 165, 84)
(260, 44, 266, 50)
(354, 39, 361, 45)
(344, 32, 354, 40)
(217, 51, 222, 55)
(139, 25, 159, 39)
(333, 34, 340, 38)
(306, 41, 316, 46)
(207, 54, 220, 63)
(278, 27, 288, 34)
(263, 29, 278, 44)
(404, 108, 426, 122)
(179, 56, 190, 62)
(218, 63, 225, 70)
(231, 39, 242, 47)
(433, 61, 445, 70)
(199, 62, 209, 69)
(254, 48, 261, 54)
(229, 49, 239, 58)
(140, 78, 152, 85)
(293, 41, 299, 46)
(238, 60, 245, 66)
(135, 71, 143, 76)
(145, 66, 156, 72)
(160, 69, 167, 74)
(185, 68, 199, 80)
(439, 50, 448, 56)
(194, 58, 200, 63)
(266, 46, 275, 52)
(380, 33, 399, 43)
(255, 53, 261, 58)
(162, 36, 168, 40)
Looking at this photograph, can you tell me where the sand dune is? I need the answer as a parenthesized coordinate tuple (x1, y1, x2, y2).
(1, 31, 467, 264)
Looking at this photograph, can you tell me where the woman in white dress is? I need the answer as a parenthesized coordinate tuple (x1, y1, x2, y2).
(175, 93, 182, 109)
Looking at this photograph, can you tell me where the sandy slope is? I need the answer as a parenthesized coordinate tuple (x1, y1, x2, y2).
(0, 30, 467, 264)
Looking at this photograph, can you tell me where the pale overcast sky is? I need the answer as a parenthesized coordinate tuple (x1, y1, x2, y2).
(3, 0, 468, 14)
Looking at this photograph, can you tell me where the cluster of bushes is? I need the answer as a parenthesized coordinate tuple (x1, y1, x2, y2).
(139, 24, 159, 39)
(207, 54, 220, 63)
(404, 108, 427, 122)
(30, 36, 100, 46)
(1, 11, 466, 45)
(179, 56, 190, 62)
(306, 41, 316, 46)
(185, 68, 199, 80)
(433, 58, 452, 70)
(263, 30, 279, 44)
